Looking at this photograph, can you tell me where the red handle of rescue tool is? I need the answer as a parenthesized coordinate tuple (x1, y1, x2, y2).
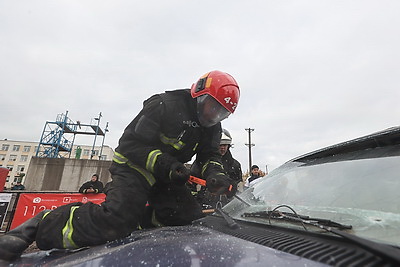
(189, 175, 233, 191)
(189, 175, 206, 186)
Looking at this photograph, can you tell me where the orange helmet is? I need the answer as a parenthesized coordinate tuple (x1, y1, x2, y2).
(191, 70, 240, 127)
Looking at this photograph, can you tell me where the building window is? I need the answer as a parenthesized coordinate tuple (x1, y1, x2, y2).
(6, 165, 13, 171)
(92, 150, 99, 156)
(1, 144, 9, 151)
(20, 155, 28, 162)
(23, 146, 31, 152)
(0, 154, 5, 161)
(13, 145, 20, 152)
(9, 155, 17, 161)
(17, 165, 25, 172)
(83, 149, 90, 156)
(99, 155, 107, 160)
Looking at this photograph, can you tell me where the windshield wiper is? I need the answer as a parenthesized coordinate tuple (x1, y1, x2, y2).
(242, 205, 400, 264)
(215, 206, 239, 229)
(242, 210, 352, 230)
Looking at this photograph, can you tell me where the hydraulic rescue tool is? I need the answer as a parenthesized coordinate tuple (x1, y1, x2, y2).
(188, 176, 250, 206)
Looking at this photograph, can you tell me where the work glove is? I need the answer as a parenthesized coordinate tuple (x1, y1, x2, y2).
(206, 173, 237, 198)
(169, 162, 190, 185)
(155, 153, 181, 183)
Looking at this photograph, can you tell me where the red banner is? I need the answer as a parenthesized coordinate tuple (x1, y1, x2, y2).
(10, 193, 106, 230)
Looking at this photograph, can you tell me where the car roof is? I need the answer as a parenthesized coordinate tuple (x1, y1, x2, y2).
(291, 126, 400, 162)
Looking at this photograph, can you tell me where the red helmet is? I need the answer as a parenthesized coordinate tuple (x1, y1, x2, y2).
(191, 71, 240, 127)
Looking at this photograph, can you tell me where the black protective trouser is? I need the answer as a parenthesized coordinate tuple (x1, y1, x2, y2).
(143, 183, 205, 228)
(35, 162, 203, 250)
(36, 163, 150, 249)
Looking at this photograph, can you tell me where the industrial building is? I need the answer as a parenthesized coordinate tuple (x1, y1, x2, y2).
(1, 110, 114, 189)
(0, 139, 114, 189)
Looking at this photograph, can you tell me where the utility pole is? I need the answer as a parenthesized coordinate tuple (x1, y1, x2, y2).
(245, 128, 255, 173)
(91, 112, 102, 159)
(99, 122, 109, 160)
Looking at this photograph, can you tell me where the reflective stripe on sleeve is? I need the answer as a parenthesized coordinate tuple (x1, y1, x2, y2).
(146, 149, 162, 173)
(113, 152, 128, 164)
(160, 133, 185, 150)
(62, 206, 80, 249)
(201, 160, 224, 176)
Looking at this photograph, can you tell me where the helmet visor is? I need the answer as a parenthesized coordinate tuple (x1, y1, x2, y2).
(197, 95, 231, 127)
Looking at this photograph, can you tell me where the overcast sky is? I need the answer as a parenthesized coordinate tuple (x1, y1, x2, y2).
(1, 1, 399, 173)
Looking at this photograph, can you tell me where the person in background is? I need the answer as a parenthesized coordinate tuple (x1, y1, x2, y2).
(244, 164, 265, 188)
(11, 181, 25, 190)
(79, 174, 104, 194)
(219, 129, 242, 184)
(191, 128, 242, 208)
(0, 70, 240, 261)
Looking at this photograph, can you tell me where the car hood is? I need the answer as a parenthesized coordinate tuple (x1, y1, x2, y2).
(6, 225, 326, 267)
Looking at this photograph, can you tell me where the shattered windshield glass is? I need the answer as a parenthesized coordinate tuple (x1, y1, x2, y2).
(224, 146, 400, 247)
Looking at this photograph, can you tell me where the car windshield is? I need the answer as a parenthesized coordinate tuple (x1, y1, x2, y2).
(224, 143, 400, 248)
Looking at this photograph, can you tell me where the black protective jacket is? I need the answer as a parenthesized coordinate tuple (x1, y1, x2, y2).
(115, 89, 225, 184)
(79, 180, 104, 194)
(221, 150, 242, 184)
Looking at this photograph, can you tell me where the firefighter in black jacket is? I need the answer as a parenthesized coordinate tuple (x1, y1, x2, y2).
(191, 128, 242, 208)
(0, 70, 240, 261)
(219, 129, 242, 184)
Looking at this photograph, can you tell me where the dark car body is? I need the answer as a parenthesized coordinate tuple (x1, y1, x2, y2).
(4, 127, 400, 266)
(6, 226, 326, 266)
